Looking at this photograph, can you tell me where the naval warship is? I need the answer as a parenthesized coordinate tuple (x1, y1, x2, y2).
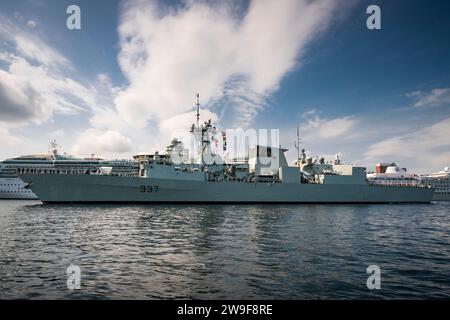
(18, 98, 434, 204)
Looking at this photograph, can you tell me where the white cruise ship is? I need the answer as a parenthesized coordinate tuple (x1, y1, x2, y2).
(420, 167, 450, 201)
(0, 161, 37, 199)
(366, 163, 422, 187)
(0, 141, 138, 199)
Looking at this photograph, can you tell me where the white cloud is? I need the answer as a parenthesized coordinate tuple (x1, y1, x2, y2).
(1, 1, 352, 160)
(365, 117, 450, 172)
(0, 68, 47, 123)
(71, 129, 133, 158)
(0, 16, 116, 154)
(26, 20, 37, 28)
(114, 0, 345, 129)
(160, 109, 218, 132)
(48, 129, 65, 138)
(0, 56, 95, 123)
(299, 111, 358, 139)
(408, 87, 450, 108)
(0, 126, 23, 149)
(0, 17, 68, 67)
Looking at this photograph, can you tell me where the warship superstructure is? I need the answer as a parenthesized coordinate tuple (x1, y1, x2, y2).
(18, 99, 434, 204)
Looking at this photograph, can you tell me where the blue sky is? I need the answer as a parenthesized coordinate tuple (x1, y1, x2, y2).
(1, 0, 449, 172)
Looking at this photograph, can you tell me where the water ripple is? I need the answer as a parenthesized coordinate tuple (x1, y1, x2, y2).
(0, 201, 449, 299)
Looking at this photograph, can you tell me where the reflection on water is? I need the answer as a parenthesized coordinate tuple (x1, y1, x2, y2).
(0, 201, 449, 299)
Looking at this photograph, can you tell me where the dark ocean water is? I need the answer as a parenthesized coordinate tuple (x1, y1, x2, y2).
(0, 200, 449, 299)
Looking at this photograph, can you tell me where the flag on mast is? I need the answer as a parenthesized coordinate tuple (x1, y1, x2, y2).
(222, 130, 227, 151)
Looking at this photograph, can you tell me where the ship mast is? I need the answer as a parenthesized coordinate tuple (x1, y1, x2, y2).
(295, 126, 302, 168)
(190, 93, 214, 166)
(191, 93, 204, 165)
(196, 93, 200, 127)
(199, 93, 203, 165)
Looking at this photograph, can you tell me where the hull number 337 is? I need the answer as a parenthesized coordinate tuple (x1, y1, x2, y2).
(140, 186, 159, 193)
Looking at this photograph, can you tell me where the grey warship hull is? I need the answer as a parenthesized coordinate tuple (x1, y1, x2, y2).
(19, 174, 434, 204)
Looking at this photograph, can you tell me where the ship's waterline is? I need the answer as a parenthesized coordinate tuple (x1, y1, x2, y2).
(19, 173, 434, 204)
